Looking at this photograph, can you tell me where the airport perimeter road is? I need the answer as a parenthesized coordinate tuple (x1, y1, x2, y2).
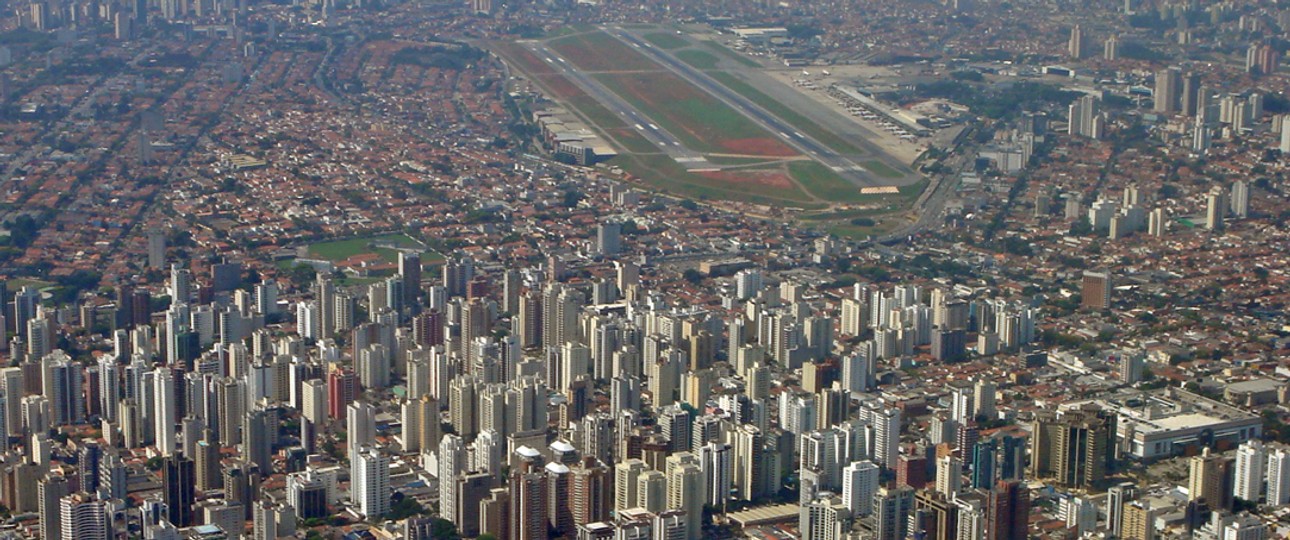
(604, 27, 892, 188)
(523, 42, 711, 169)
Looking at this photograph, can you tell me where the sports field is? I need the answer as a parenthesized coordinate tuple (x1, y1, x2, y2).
(307, 234, 435, 263)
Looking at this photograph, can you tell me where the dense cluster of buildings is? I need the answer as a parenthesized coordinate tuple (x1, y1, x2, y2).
(0, 0, 1283, 538)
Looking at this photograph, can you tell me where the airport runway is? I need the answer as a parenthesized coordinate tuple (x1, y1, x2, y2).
(604, 27, 896, 188)
(522, 42, 712, 170)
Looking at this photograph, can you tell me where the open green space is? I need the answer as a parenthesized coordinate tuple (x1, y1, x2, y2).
(675, 49, 721, 70)
(789, 161, 870, 203)
(563, 94, 627, 129)
(307, 234, 430, 263)
(611, 153, 821, 208)
(550, 31, 662, 72)
(603, 127, 661, 155)
(826, 220, 898, 240)
(644, 32, 689, 50)
(701, 40, 761, 68)
(559, 94, 661, 154)
(6, 278, 54, 290)
(594, 72, 795, 156)
(491, 41, 555, 75)
(862, 160, 905, 179)
(708, 71, 872, 157)
(895, 177, 930, 199)
(543, 26, 591, 38)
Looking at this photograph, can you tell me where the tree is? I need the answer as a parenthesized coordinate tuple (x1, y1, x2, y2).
(562, 190, 584, 208)
(426, 518, 461, 539)
(386, 495, 426, 520)
(682, 269, 704, 284)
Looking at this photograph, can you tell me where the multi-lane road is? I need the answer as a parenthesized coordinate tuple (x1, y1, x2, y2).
(603, 26, 899, 188)
(522, 42, 712, 169)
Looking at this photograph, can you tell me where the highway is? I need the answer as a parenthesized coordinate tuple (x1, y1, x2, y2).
(604, 27, 891, 188)
(522, 42, 712, 169)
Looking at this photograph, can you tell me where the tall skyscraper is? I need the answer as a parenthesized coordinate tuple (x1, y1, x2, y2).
(1068, 25, 1084, 59)
(38, 475, 69, 540)
(509, 455, 549, 540)
(1207, 186, 1228, 231)
(1234, 440, 1266, 502)
(326, 366, 355, 420)
(346, 401, 377, 458)
(153, 368, 176, 456)
(352, 445, 390, 519)
(1081, 271, 1111, 310)
(1181, 72, 1201, 117)
(935, 454, 962, 499)
(1067, 95, 1103, 139)
(244, 409, 274, 472)
(1269, 447, 1290, 505)
(971, 438, 997, 489)
(59, 493, 109, 540)
(398, 251, 422, 308)
(861, 401, 900, 469)
(42, 353, 84, 426)
(699, 442, 732, 509)
(596, 222, 622, 257)
(1106, 482, 1139, 539)
(1121, 500, 1155, 540)
(986, 480, 1029, 540)
(162, 456, 196, 527)
(1154, 67, 1181, 114)
(801, 495, 852, 540)
(572, 457, 611, 529)
(1029, 405, 1115, 489)
(870, 486, 915, 540)
(1281, 115, 1290, 153)
(1188, 448, 1232, 510)
(841, 460, 879, 517)
(1103, 35, 1119, 60)
(614, 459, 647, 512)
(13, 286, 40, 340)
(1230, 180, 1250, 219)
(147, 228, 167, 269)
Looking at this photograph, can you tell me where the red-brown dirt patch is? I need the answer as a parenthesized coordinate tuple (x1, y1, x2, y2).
(721, 138, 798, 157)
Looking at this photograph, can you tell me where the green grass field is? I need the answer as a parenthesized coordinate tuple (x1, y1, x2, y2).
(789, 161, 871, 203)
(612, 153, 821, 208)
(675, 49, 721, 69)
(708, 71, 873, 157)
(6, 278, 53, 291)
(644, 32, 689, 50)
(863, 160, 906, 179)
(594, 72, 794, 156)
(701, 40, 760, 68)
(826, 220, 898, 239)
(308, 234, 429, 263)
